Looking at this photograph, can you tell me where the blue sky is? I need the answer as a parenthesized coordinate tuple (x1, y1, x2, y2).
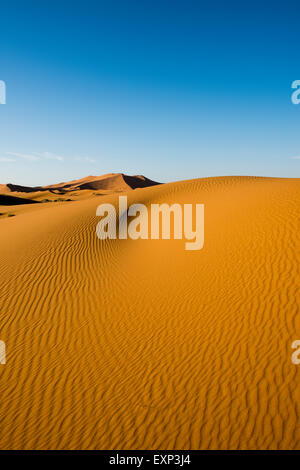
(0, 0, 300, 185)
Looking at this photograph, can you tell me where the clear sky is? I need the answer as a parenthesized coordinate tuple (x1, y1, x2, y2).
(1, 0, 300, 186)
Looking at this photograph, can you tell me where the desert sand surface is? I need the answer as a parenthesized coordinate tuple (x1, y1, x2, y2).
(0, 175, 299, 450)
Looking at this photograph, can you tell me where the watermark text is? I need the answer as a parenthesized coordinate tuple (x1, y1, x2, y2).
(96, 196, 204, 251)
(0, 81, 6, 104)
(0, 341, 6, 364)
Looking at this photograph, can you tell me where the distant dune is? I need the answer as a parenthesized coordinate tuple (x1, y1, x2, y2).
(0, 173, 161, 196)
(0, 176, 299, 450)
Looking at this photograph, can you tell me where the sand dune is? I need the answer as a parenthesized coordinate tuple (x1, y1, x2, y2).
(0, 173, 160, 196)
(0, 174, 161, 216)
(44, 173, 160, 191)
(0, 176, 299, 449)
(0, 183, 37, 194)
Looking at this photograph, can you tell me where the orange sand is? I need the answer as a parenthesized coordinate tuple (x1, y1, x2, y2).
(0, 175, 299, 449)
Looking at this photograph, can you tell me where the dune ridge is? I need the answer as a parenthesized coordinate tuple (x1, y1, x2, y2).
(0, 176, 299, 449)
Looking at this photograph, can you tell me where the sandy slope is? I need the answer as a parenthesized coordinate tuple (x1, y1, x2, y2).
(0, 176, 299, 450)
